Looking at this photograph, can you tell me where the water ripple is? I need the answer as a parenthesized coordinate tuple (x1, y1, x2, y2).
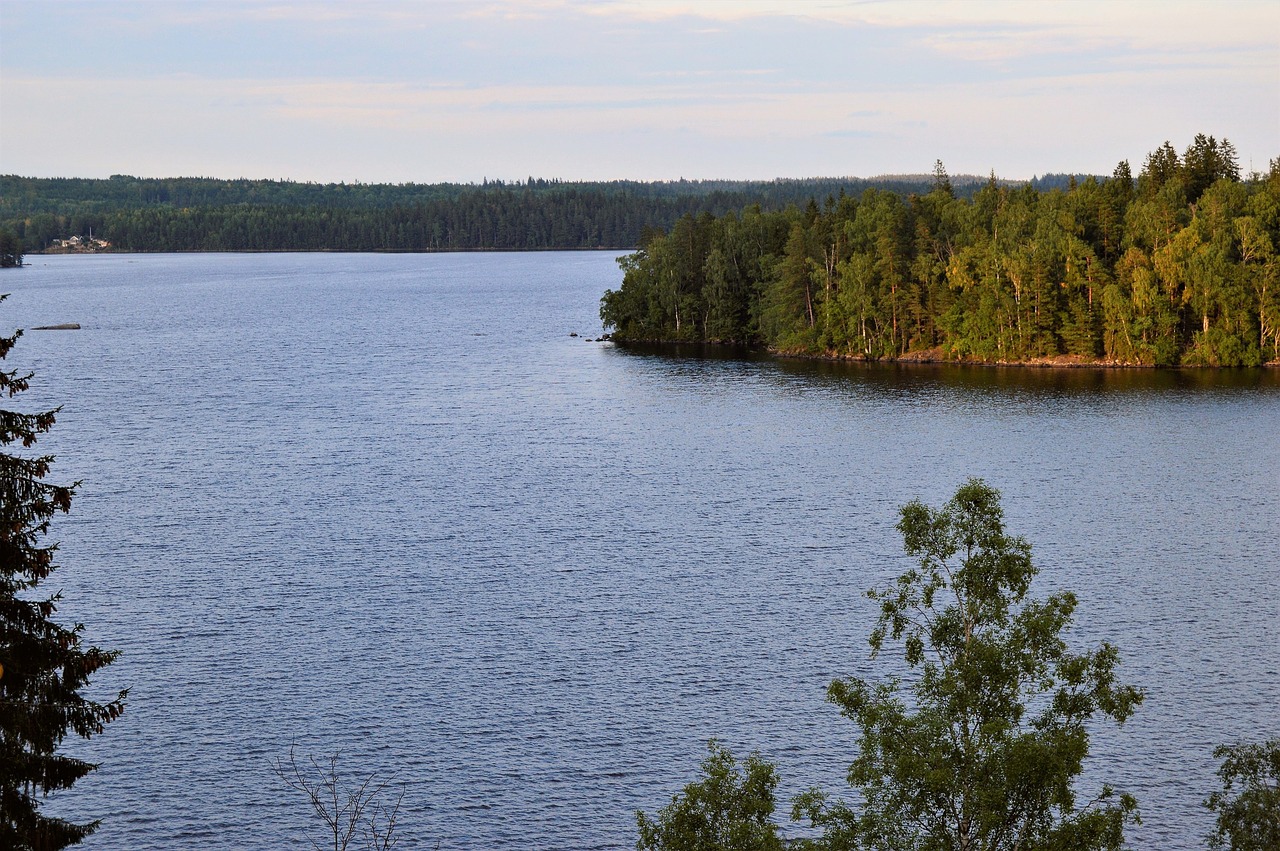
(6, 251, 1278, 850)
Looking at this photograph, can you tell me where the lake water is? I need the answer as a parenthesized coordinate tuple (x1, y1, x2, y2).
(4, 252, 1278, 850)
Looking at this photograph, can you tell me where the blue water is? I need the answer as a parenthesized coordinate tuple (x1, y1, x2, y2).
(4, 252, 1278, 849)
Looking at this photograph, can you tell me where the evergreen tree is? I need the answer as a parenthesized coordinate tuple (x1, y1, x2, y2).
(1184, 134, 1241, 203)
(1139, 141, 1182, 197)
(932, 160, 954, 198)
(0, 315, 126, 849)
(0, 231, 22, 269)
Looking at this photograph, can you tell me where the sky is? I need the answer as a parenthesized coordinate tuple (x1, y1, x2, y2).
(1, 0, 1277, 183)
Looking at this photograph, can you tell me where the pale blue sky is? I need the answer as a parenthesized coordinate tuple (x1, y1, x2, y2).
(2, 0, 1276, 182)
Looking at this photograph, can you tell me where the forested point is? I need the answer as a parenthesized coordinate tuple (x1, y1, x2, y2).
(602, 136, 1280, 367)
(0, 229, 22, 268)
(2, 173, 1061, 254)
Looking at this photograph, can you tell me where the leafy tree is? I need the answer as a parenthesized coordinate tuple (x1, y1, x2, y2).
(637, 740, 784, 851)
(0, 316, 126, 848)
(1205, 739, 1280, 851)
(793, 479, 1144, 851)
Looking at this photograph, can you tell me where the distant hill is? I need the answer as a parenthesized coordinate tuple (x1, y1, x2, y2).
(0, 172, 1094, 254)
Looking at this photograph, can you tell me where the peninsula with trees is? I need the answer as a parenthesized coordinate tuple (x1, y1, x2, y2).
(602, 136, 1280, 367)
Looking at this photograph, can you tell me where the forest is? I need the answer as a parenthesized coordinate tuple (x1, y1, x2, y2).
(0, 173, 1047, 254)
(601, 136, 1280, 367)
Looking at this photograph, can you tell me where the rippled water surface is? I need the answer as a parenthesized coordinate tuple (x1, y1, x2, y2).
(6, 252, 1279, 850)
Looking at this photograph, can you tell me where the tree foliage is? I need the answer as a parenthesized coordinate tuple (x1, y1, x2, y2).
(602, 135, 1280, 366)
(0, 230, 22, 268)
(637, 740, 784, 851)
(0, 313, 126, 848)
(792, 479, 1144, 851)
(1205, 738, 1280, 851)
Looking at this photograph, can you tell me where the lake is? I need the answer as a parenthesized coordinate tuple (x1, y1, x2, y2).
(5, 251, 1278, 849)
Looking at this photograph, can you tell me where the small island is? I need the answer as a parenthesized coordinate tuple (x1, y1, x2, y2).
(601, 135, 1280, 368)
(0, 229, 22, 268)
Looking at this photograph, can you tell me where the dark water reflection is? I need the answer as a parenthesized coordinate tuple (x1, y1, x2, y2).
(5, 253, 1278, 851)
(620, 340, 1280, 396)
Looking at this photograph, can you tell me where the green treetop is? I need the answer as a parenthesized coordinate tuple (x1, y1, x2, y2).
(638, 740, 784, 851)
(1205, 738, 1280, 851)
(0, 231, 22, 268)
(793, 478, 1144, 851)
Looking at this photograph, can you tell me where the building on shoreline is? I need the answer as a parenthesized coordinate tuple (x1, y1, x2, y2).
(49, 234, 112, 252)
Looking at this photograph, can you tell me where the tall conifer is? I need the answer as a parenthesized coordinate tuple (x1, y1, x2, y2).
(0, 313, 125, 848)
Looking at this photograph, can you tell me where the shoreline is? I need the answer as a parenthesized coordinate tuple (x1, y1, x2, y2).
(32, 245, 636, 256)
(612, 338, 1280, 369)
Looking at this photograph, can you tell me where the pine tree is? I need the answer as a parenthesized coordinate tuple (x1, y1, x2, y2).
(0, 314, 126, 849)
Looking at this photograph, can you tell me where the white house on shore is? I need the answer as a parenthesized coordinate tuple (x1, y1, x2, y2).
(49, 235, 112, 251)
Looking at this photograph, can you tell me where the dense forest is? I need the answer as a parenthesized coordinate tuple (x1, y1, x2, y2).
(602, 136, 1280, 367)
(0, 173, 1043, 254)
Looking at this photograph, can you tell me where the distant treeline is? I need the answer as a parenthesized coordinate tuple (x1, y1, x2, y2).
(602, 136, 1280, 367)
(0, 173, 1056, 254)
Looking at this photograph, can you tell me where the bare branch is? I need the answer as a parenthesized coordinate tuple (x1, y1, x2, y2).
(274, 747, 404, 851)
